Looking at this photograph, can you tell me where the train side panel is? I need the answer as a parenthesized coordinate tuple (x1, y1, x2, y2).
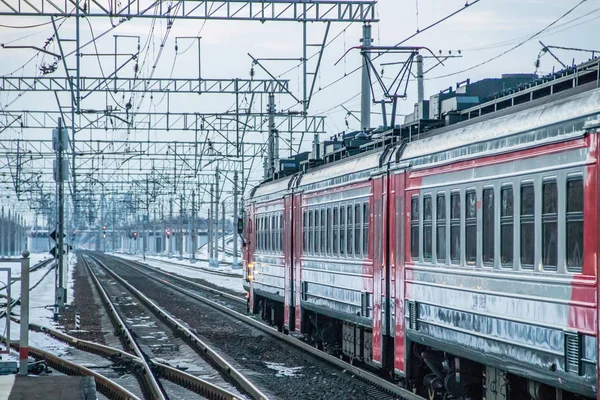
(401, 136, 597, 398)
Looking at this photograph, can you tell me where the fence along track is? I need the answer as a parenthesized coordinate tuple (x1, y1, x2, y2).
(85, 254, 266, 400)
(105, 254, 423, 400)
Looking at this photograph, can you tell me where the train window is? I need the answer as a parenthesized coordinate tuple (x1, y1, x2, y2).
(258, 217, 265, 251)
(321, 208, 326, 255)
(333, 206, 339, 256)
(520, 183, 535, 269)
(436, 194, 446, 263)
(303, 210, 307, 254)
(363, 202, 369, 257)
(309, 210, 314, 255)
(423, 195, 432, 261)
(500, 186, 514, 266)
(340, 205, 346, 256)
(355, 203, 362, 258)
(326, 207, 331, 256)
(256, 217, 260, 252)
(347, 205, 354, 257)
(465, 190, 477, 265)
(315, 209, 321, 255)
(566, 177, 584, 273)
(279, 214, 283, 252)
(482, 188, 494, 266)
(542, 180, 558, 270)
(271, 215, 279, 252)
(410, 196, 419, 260)
(450, 192, 460, 263)
(258, 216, 262, 252)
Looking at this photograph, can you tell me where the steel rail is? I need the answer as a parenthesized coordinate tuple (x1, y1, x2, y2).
(104, 254, 424, 400)
(132, 260, 245, 304)
(86, 253, 270, 400)
(82, 256, 167, 400)
(23, 319, 244, 400)
(2, 337, 140, 400)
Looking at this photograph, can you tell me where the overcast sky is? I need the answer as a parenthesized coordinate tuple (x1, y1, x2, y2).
(0, 0, 599, 219)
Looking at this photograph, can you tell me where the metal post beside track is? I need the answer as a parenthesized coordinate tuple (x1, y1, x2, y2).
(19, 251, 30, 375)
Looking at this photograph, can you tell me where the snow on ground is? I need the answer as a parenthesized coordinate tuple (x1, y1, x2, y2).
(264, 362, 304, 378)
(113, 253, 245, 294)
(0, 252, 75, 358)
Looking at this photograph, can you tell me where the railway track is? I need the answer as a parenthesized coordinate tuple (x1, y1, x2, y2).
(82, 254, 267, 400)
(92, 252, 423, 400)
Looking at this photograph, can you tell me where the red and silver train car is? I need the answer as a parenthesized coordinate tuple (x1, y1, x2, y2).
(244, 84, 600, 399)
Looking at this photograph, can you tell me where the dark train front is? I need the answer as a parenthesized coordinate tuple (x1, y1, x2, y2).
(242, 59, 600, 399)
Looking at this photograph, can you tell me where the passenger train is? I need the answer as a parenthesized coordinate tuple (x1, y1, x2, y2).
(242, 61, 600, 399)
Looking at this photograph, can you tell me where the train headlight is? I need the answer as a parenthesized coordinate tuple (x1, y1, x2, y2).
(247, 262, 254, 281)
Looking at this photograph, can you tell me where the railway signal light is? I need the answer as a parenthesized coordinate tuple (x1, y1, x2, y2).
(166, 229, 171, 239)
(133, 231, 138, 240)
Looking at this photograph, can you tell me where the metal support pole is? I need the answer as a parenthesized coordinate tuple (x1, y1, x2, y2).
(209, 184, 214, 266)
(416, 54, 424, 103)
(221, 200, 225, 261)
(55, 118, 66, 315)
(191, 190, 196, 263)
(213, 170, 220, 268)
(267, 94, 278, 179)
(19, 250, 30, 375)
(144, 178, 148, 261)
(179, 194, 184, 260)
(100, 189, 104, 252)
(361, 24, 372, 131)
(0, 207, 4, 257)
(112, 200, 116, 252)
(8, 210, 12, 256)
(208, 206, 212, 264)
(232, 171, 240, 269)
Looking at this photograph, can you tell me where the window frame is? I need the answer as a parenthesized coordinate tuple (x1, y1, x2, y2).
(333, 205, 340, 257)
(340, 205, 346, 257)
(354, 203, 362, 259)
(320, 207, 326, 256)
(436, 193, 446, 264)
(450, 191, 461, 264)
(363, 202, 370, 259)
(500, 184, 514, 268)
(410, 195, 420, 260)
(465, 189, 477, 265)
(520, 181, 535, 269)
(566, 175, 584, 273)
(347, 204, 354, 257)
(482, 187, 495, 266)
(541, 178, 558, 271)
(303, 209, 308, 255)
(423, 194, 433, 262)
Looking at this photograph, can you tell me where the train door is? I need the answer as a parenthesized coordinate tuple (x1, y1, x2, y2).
(391, 170, 407, 376)
(293, 193, 304, 332)
(372, 172, 391, 367)
(245, 204, 257, 312)
(283, 194, 294, 332)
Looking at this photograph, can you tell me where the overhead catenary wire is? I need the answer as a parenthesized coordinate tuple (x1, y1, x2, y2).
(426, 0, 590, 80)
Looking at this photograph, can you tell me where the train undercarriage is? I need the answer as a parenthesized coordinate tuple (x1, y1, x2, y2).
(250, 293, 592, 400)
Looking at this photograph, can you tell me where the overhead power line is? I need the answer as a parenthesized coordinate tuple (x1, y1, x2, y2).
(426, 0, 589, 80)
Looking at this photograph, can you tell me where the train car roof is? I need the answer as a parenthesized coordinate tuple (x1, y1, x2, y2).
(297, 148, 387, 190)
(399, 86, 600, 165)
(250, 174, 297, 201)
